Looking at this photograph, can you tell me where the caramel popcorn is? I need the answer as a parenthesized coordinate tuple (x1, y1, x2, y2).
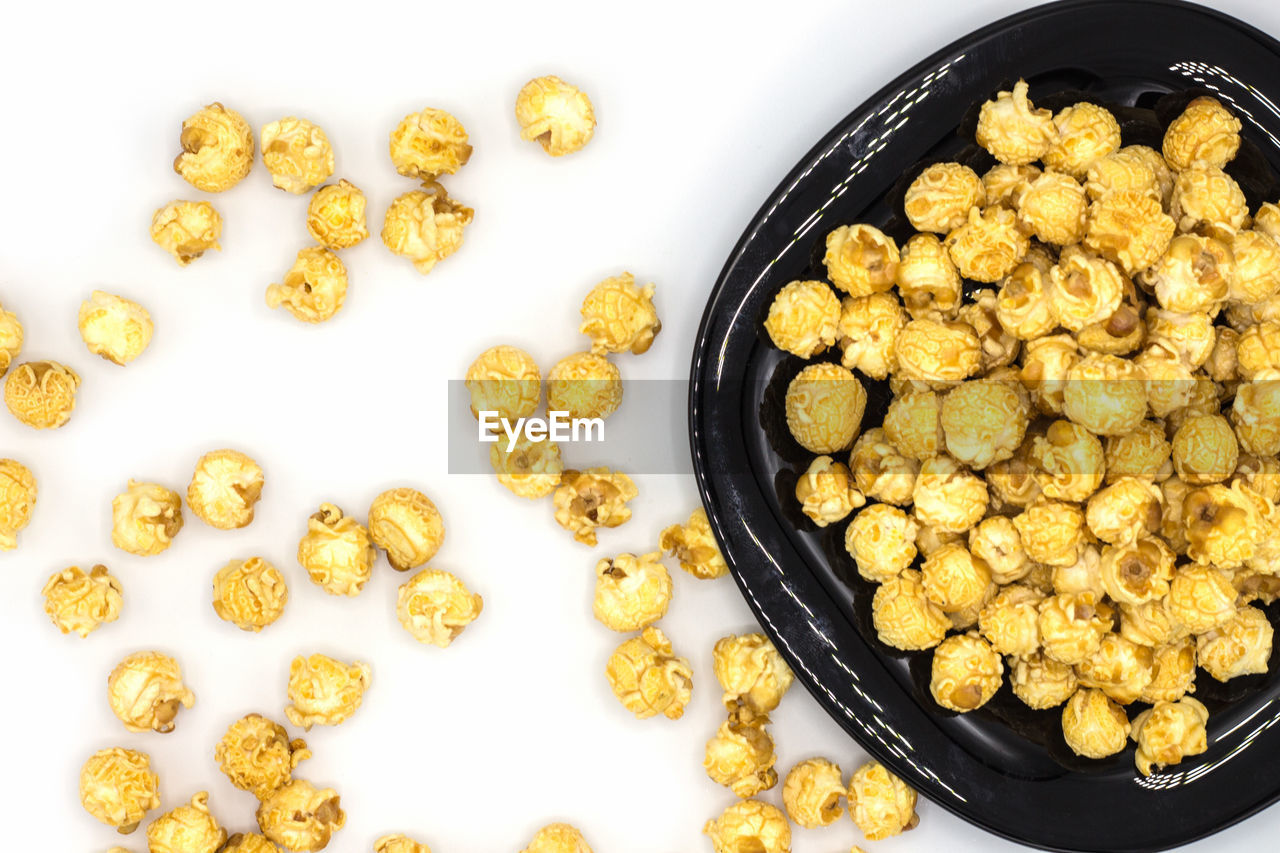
(1172, 414, 1239, 485)
(1031, 419, 1105, 502)
(1237, 321, 1280, 380)
(4, 360, 79, 429)
(188, 449, 263, 530)
(904, 162, 985, 233)
(174, 103, 253, 192)
(111, 480, 183, 556)
(883, 390, 944, 459)
(1010, 652, 1078, 709)
(976, 80, 1056, 165)
(940, 379, 1027, 469)
(996, 254, 1057, 340)
(1257, 202, 1280, 242)
(0, 302, 20, 375)
(1085, 146, 1163, 202)
(151, 200, 222, 265)
(872, 569, 952, 651)
(382, 184, 473, 274)
(516, 75, 595, 156)
(1147, 308, 1216, 369)
(784, 362, 866, 453)
(1105, 421, 1171, 483)
(1132, 697, 1209, 777)
(605, 626, 693, 720)
(546, 351, 622, 420)
(1084, 189, 1175, 275)
(1134, 343, 1194, 418)
(397, 568, 483, 647)
(490, 436, 563, 499)
(1052, 543, 1105, 599)
(212, 557, 288, 632)
(260, 117, 334, 194)
(765, 278, 841, 359)
(895, 233, 962, 320)
(0, 458, 35, 550)
(969, 515, 1031, 582)
(961, 289, 1022, 370)
(466, 345, 541, 421)
(1233, 377, 1280, 456)
(1140, 637, 1196, 703)
(1163, 96, 1242, 171)
(285, 654, 371, 729)
(1076, 632, 1154, 704)
(214, 713, 310, 800)
(845, 502, 919, 582)
(713, 632, 794, 713)
(390, 108, 472, 179)
(704, 713, 778, 797)
(1196, 604, 1273, 681)
(704, 800, 791, 853)
(945, 206, 1028, 282)
(912, 454, 988, 534)
(930, 633, 1003, 712)
(297, 503, 376, 597)
(782, 758, 845, 829)
(43, 564, 122, 638)
(222, 834, 282, 853)
(1014, 498, 1085, 567)
(1037, 592, 1111, 665)
(1062, 352, 1148, 436)
(375, 834, 433, 853)
(1018, 170, 1088, 245)
(1020, 333, 1080, 415)
(1170, 162, 1248, 235)
(895, 318, 983, 383)
(306, 180, 369, 249)
(521, 824, 593, 853)
(978, 584, 1042, 656)
(1231, 229, 1280, 303)
(580, 272, 661, 355)
(1168, 563, 1237, 634)
(1047, 248, 1123, 332)
(1043, 102, 1121, 178)
(78, 291, 153, 365)
(553, 468, 637, 546)
(368, 487, 445, 570)
(1062, 688, 1129, 758)
(80, 747, 160, 833)
(266, 247, 348, 324)
(257, 779, 345, 852)
(1088, 477, 1163, 545)
(108, 650, 195, 733)
(837, 292, 906, 379)
(984, 163, 1042, 210)
(146, 792, 226, 853)
(1183, 483, 1259, 569)
(824, 223, 899, 296)
(848, 760, 918, 841)
(794, 455, 863, 526)
(921, 542, 992, 614)
(593, 552, 672, 632)
(660, 507, 728, 579)
(985, 446, 1044, 511)
(847, 428, 918, 505)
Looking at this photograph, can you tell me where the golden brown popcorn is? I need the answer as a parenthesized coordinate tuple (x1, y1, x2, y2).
(80, 747, 160, 833)
(1052, 543, 1105, 599)
(1076, 278, 1146, 356)
(390, 107, 472, 179)
(704, 800, 791, 853)
(895, 318, 983, 383)
(784, 362, 866, 453)
(1019, 170, 1088, 245)
(516, 75, 596, 156)
(173, 103, 253, 192)
(1140, 637, 1197, 703)
(1171, 163, 1248, 235)
(872, 569, 952, 651)
(1146, 308, 1216, 369)
(986, 446, 1044, 511)
(895, 233, 962, 320)
(368, 487, 445, 570)
(1183, 483, 1259, 569)
(946, 206, 1029, 282)
(382, 184, 473, 275)
(1257, 202, 1280, 242)
(845, 503, 919, 582)
(553, 468, 636, 546)
(151, 200, 222, 265)
(1233, 377, 1280, 456)
(1015, 499, 1086, 567)
(848, 760, 919, 841)
(848, 428, 918, 505)
(1163, 96, 1242, 171)
(1231, 229, 1280, 303)
(593, 552, 672, 632)
(1237, 321, 1280, 380)
(1031, 419, 1105, 502)
(284, 654, 371, 729)
(1020, 333, 1080, 415)
(520, 823, 593, 853)
(1236, 569, 1280, 605)
(969, 515, 1031, 583)
(1196, 604, 1273, 681)
(490, 436, 563, 499)
(43, 564, 122, 638)
(1172, 414, 1239, 485)
(4, 360, 78, 429)
(912, 454, 988, 533)
(606, 626, 693, 720)
(214, 713, 310, 800)
(111, 480, 183, 556)
(1084, 189, 1175, 275)
(466, 345, 541, 421)
(1160, 476, 1195, 555)
(266, 247, 348, 324)
(795, 455, 864, 527)
(222, 834, 282, 853)
(904, 162, 985, 233)
(395, 568, 485, 648)
(0, 459, 36, 550)
(1044, 102, 1121, 178)
(79, 291, 152, 365)
(1038, 592, 1111, 665)
(941, 379, 1028, 470)
(257, 779, 345, 852)
(825, 223, 899, 296)
(660, 507, 727, 579)
(704, 713, 778, 797)
(765, 278, 843, 359)
(1087, 477, 1163, 546)
(837, 292, 906, 379)
(1048, 248, 1124, 332)
(1010, 652, 1078, 709)
(930, 633, 1003, 712)
(1168, 563, 1237, 634)
(306, 180, 368, 250)
(1085, 146, 1163, 202)
(1233, 453, 1280, 501)
(1062, 352, 1148, 437)
(922, 543, 992, 613)
(979, 584, 1042, 656)
(1105, 421, 1172, 483)
(580, 272, 661, 356)
(782, 758, 845, 829)
(375, 834, 432, 853)
(914, 522, 965, 559)
(260, 117, 334, 194)
(1062, 688, 1130, 758)
(976, 80, 1057, 165)
(1142, 234, 1232, 314)
(1134, 344, 1195, 418)
(188, 449, 263, 530)
(948, 580, 998, 633)
(0, 302, 21, 376)
(297, 504, 376, 597)
(1076, 633, 1154, 705)
(883, 390, 944, 459)
(1131, 696, 1209, 776)
(996, 255, 1057, 340)
(546, 351, 622, 420)
(108, 650, 195, 733)
(983, 163, 1042, 209)
(146, 792, 226, 853)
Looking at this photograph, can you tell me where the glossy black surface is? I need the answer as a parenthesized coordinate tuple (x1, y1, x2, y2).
(688, 2, 1280, 851)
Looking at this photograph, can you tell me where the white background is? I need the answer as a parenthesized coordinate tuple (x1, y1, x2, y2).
(3, 1, 1279, 851)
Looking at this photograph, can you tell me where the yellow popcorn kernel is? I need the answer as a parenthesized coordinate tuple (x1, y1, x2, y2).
(188, 449, 263, 530)
(1062, 688, 1130, 759)
(1231, 229, 1280, 304)
(1163, 96, 1242, 171)
(1084, 146, 1163, 202)
(848, 427, 918, 506)
(894, 318, 983, 383)
(212, 557, 288, 632)
(1062, 352, 1148, 437)
(1172, 414, 1239, 485)
(0, 301, 21, 376)
(1131, 697, 1210, 777)
(43, 564, 122, 638)
(1105, 421, 1171, 484)
(996, 253, 1057, 341)
(111, 480, 183, 556)
(1184, 483, 1259, 569)
(1088, 477, 1163, 546)
(297, 503, 376, 597)
(1140, 637, 1197, 703)
(795, 455, 864, 527)
(979, 584, 1042, 657)
(1044, 102, 1121, 178)
(784, 362, 866, 453)
(606, 626, 693, 720)
(782, 757, 845, 829)
(516, 75, 596, 156)
(1076, 633, 1154, 705)
(660, 507, 728, 579)
(257, 779, 345, 852)
(580, 272, 661, 356)
(921, 542, 991, 614)
(713, 632, 794, 714)
(214, 713, 310, 800)
(824, 223, 899, 296)
(375, 834, 433, 853)
(285, 654, 371, 730)
(306, 180, 369, 250)
(765, 278, 842, 359)
(266, 247, 348, 324)
(837, 292, 906, 379)
(911, 454, 988, 534)
(173, 103, 253, 192)
(80, 747, 160, 833)
(845, 502, 919, 583)
(260, 117, 334, 194)
(1168, 563, 1238, 635)
(945, 205, 1028, 283)
(1196, 604, 1273, 681)
(941, 379, 1028, 470)
(1031, 419, 1105, 503)
(704, 712, 778, 797)
(1233, 376, 1280, 457)
(976, 80, 1057, 165)
(903, 161, 986, 233)
(930, 632, 1003, 712)
(1084, 188, 1175, 275)
(1014, 498, 1086, 568)
(107, 650, 195, 733)
(396, 568, 483, 648)
(983, 162, 1042, 209)
(490, 435, 563, 499)
(552, 467, 636, 546)
(368, 487, 445, 571)
(0, 458, 36, 551)
(4, 360, 78, 429)
(221, 833, 283, 853)
(1019, 170, 1088, 245)
(593, 552, 671, 632)
(1009, 652, 1077, 709)
(969, 515, 1031, 583)
(520, 823, 593, 853)
(1038, 592, 1111, 665)
(546, 350, 622, 420)
(382, 183, 473, 275)
(848, 760, 918, 841)
(78, 291, 152, 365)
(146, 792, 226, 853)
(704, 800, 791, 853)
(872, 569, 952, 651)
(466, 345, 541, 421)
(390, 107, 472, 179)
(151, 199, 222, 266)
(895, 233, 962, 321)
(1171, 162, 1249, 235)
